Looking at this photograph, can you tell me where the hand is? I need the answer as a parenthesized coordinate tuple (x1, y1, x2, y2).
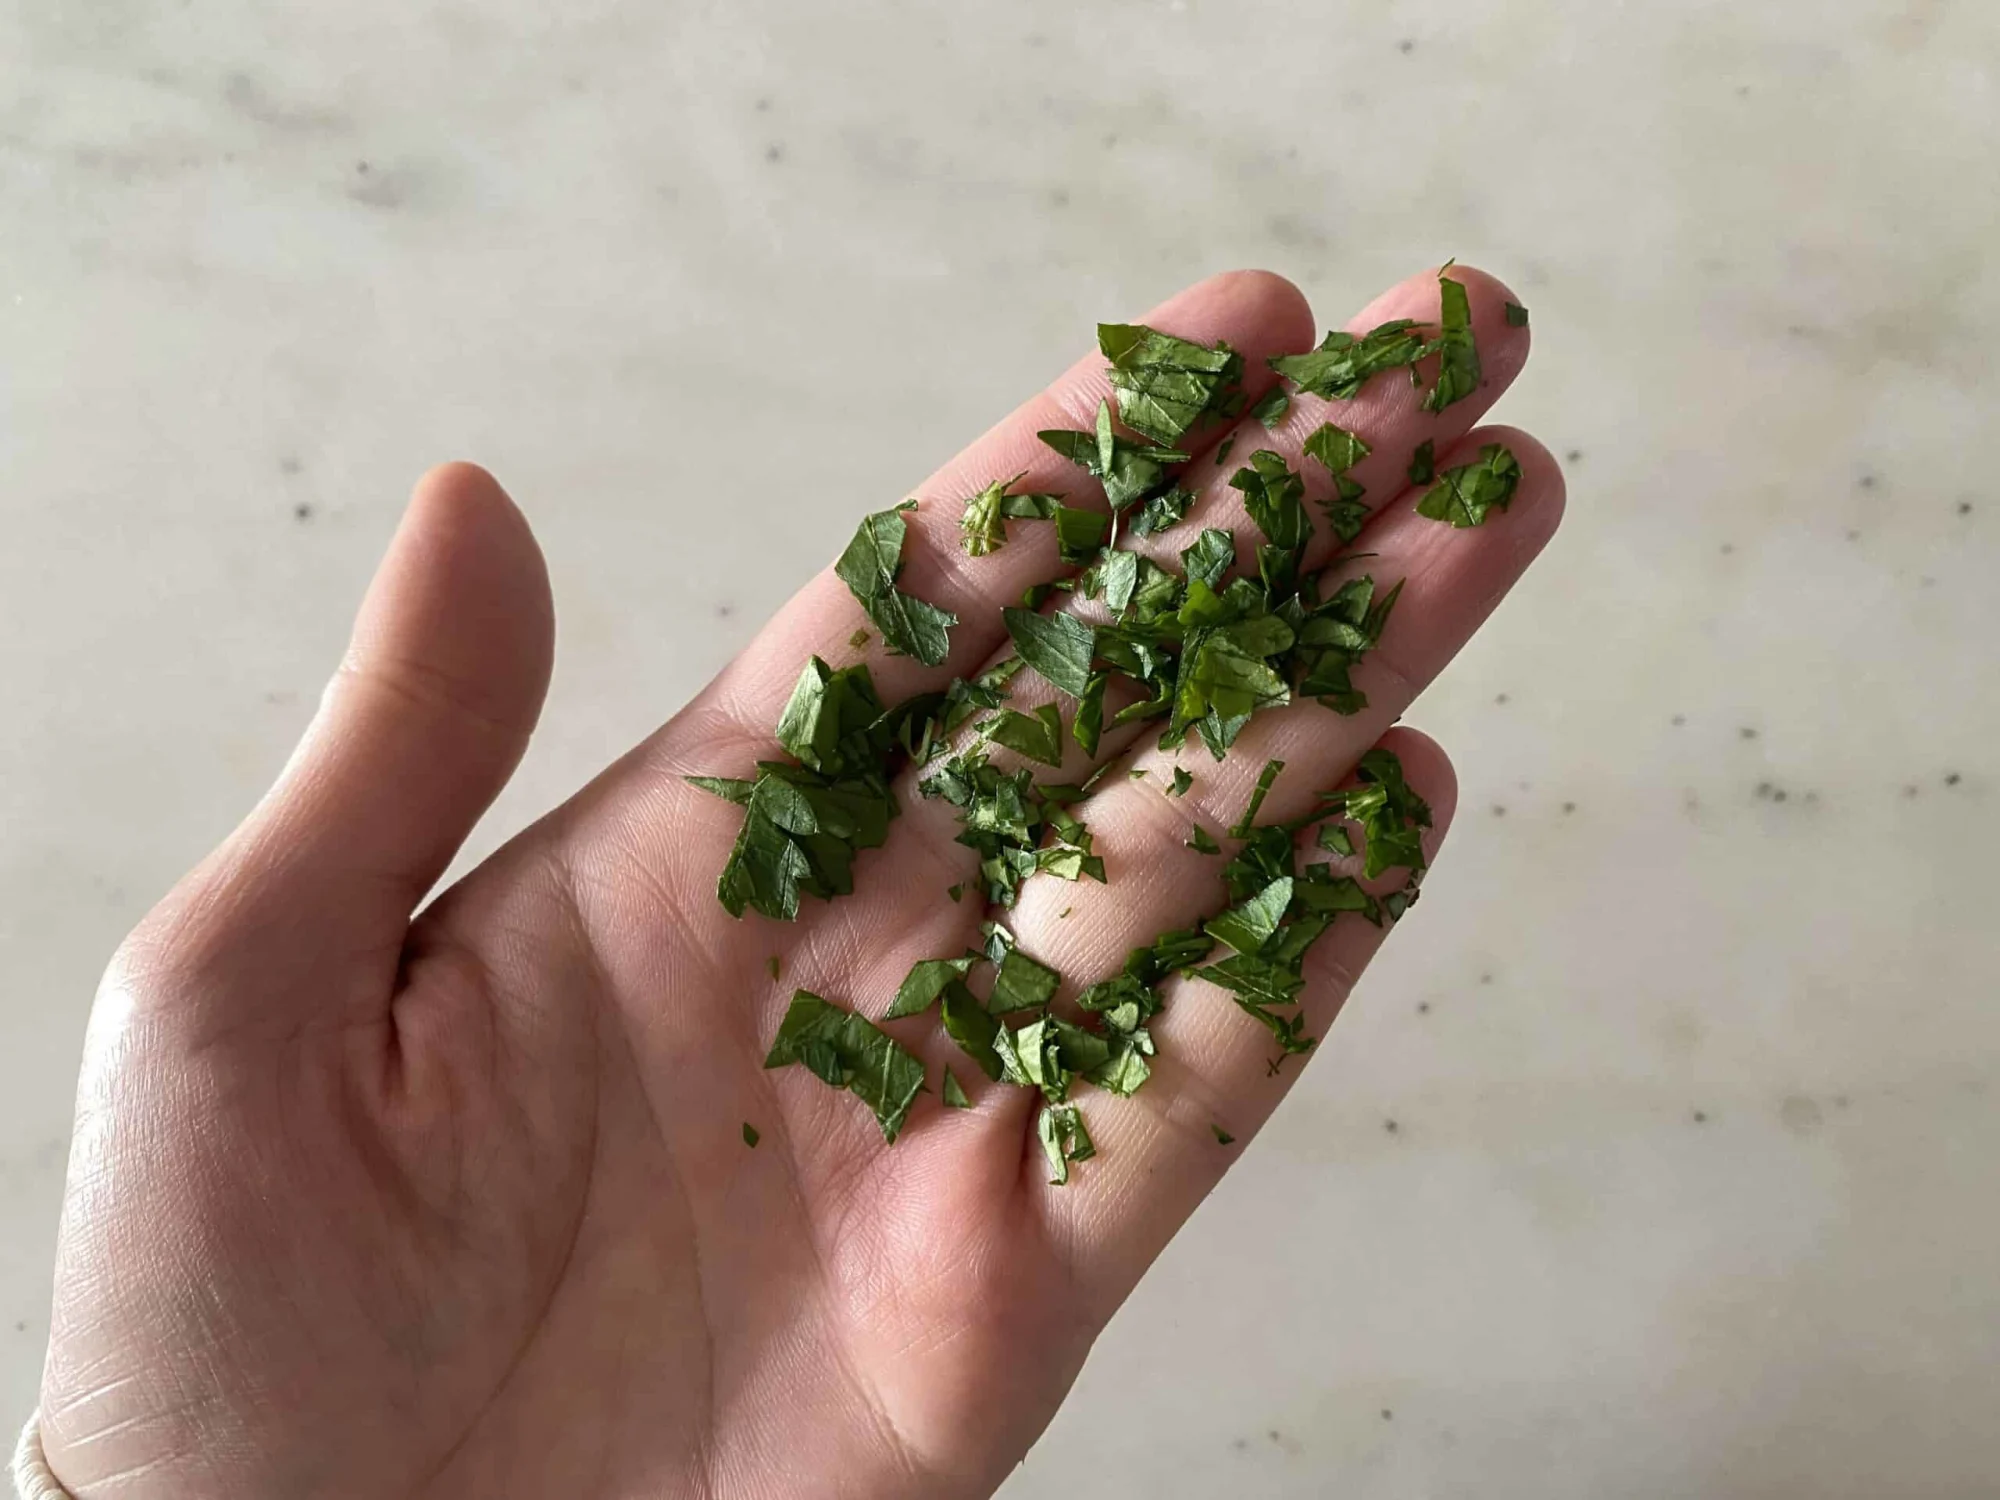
(35, 265, 1561, 1498)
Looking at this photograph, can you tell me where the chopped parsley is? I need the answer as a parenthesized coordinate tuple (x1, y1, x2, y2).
(1421, 269, 1480, 413)
(835, 502, 957, 665)
(1098, 323, 1244, 447)
(1415, 443, 1522, 528)
(764, 991, 926, 1142)
(960, 474, 1062, 556)
(743, 1122, 760, 1148)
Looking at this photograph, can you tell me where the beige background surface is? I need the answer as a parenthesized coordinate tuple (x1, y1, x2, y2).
(3, 2, 1997, 1496)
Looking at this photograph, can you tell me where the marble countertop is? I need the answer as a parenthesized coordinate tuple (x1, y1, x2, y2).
(3, 2, 1996, 1495)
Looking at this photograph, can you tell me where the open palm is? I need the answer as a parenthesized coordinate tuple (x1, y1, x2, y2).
(31, 265, 1561, 1500)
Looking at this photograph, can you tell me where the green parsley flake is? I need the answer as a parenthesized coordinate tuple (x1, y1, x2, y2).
(1186, 823, 1222, 854)
(1003, 607, 1097, 697)
(1230, 758, 1285, 837)
(1415, 443, 1522, 528)
(1212, 1124, 1235, 1145)
(764, 991, 927, 1143)
(1098, 323, 1243, 447)
(1169, 766, 1194, 798)
(1406, 439, 1435, 486)
(960, 475, 1062, 557)
(1038, 1102, 1096, 1184)
(942, 1070, 973, 1109)
(835, 502, 957, 665)
(743, 1122, 760, 1148)
(1504, 301, 1529, 327)
(1269, 319, 1430, 400)
(1421, 269, 1481, 414)
(1249, 386, 1291, 429)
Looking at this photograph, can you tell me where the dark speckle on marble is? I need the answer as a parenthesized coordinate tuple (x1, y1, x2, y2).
(1479, 971, 1494, 986)
(1494, 692, 1509, 705)
(293, 502, 312, 522)
(1958, 500, 1974, 515)
(1846, 528, 1861, 541)
(1857, 470, 1878, 490)
(223, 72, 348, 134)
(1383, 1118, 1399, 1134)
(754, 95, 772, 112)
(716, 603, 735, 618)
(1381, 1408, 1395, 1421)
(279, 455, 302, 476)
(1739, 726, 1759, 740)
(1491, 804, 1506, 817)
(1417, 1001, 1431, 1014)
(1692, 1109, 1709, 1124)
(1048, 186, 1071, 208)
(1720, 541, 1736, 555)
(765, 143, 785, 163)
(1565, 448, 1583, 462)
(1672, 713, 1686, 726)
(1903, 784, 1920, 798)
(1945, 771, 1961, 786)
(1398, 38, 1416, 53)
(1561, 800, 1577, 814)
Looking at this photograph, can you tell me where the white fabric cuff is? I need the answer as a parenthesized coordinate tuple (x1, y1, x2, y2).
(12, 1413, 74, 1500)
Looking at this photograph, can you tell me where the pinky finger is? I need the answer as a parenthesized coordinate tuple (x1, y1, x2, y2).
(1039, 726, 1458, 1316)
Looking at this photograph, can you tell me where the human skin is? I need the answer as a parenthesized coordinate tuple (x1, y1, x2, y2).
(31, 264, 1562, 1499)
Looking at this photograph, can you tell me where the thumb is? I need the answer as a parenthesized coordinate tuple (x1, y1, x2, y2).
(142, 463, 555, 1011)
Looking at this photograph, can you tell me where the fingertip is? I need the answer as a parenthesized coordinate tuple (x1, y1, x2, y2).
(1145, 267, 1318, 362)
(1460, 424, 1569, 549)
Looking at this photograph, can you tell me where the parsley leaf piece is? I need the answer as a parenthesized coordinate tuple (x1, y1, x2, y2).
(1407, 439, 1436, 485)
(1250, 386, 1291, 429)
(1415, 443, 1522, 528)
(1074, 672, 1107, 756)
(775, 657, 887, 774)
(1127, 485, 1195, 538)
(687, 775, 755, 805)
(1291, 574, 1402, 715)
(1421, 269, 1481, 414)
(942, 1069, 973, 1109)
(835, 502, 957, 666)
(1303, 422, 1371, 477)
(849, 627, 872, 650)
(946, 883, 964, 902)
(1319, 748, 1434, 878)
(991, 946, 1061, 1013)
(764, 991, 927, 1143)
(889, 955, 981, 1020)
(1180, 528, 1237, 591)
(1212, 1124, 1235, 1145)
(1003, 607, 1097, 697)
(995, 1016, 1072, 1101)
(1099, 550, 1140, 616)
(1504, 301, 1529, 328)
(767, 955, 782, 981)
(1231, 758, 1285, 837)
(940, 979, 1003, 1080)
(1213, 436, 1236, 468)
(1186, 823, 1222, 854)
(985, 704, 1066, 767)
(1052, 506, 1111, 564)
(1318, 823, 1354, 858)
(1037, 1102, 1096, 1185)
(1039, 401, 1190, 511)
(1233, 450, 1312, 550)
(1099, 323, 1242, 447)
(1169, 766, 1194, 798)
(1270, 319, 1429, 400)
(960, 475, 1062, 557)
(1206, 875, 1295, 955)
(743, 1122, 760, 1148)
